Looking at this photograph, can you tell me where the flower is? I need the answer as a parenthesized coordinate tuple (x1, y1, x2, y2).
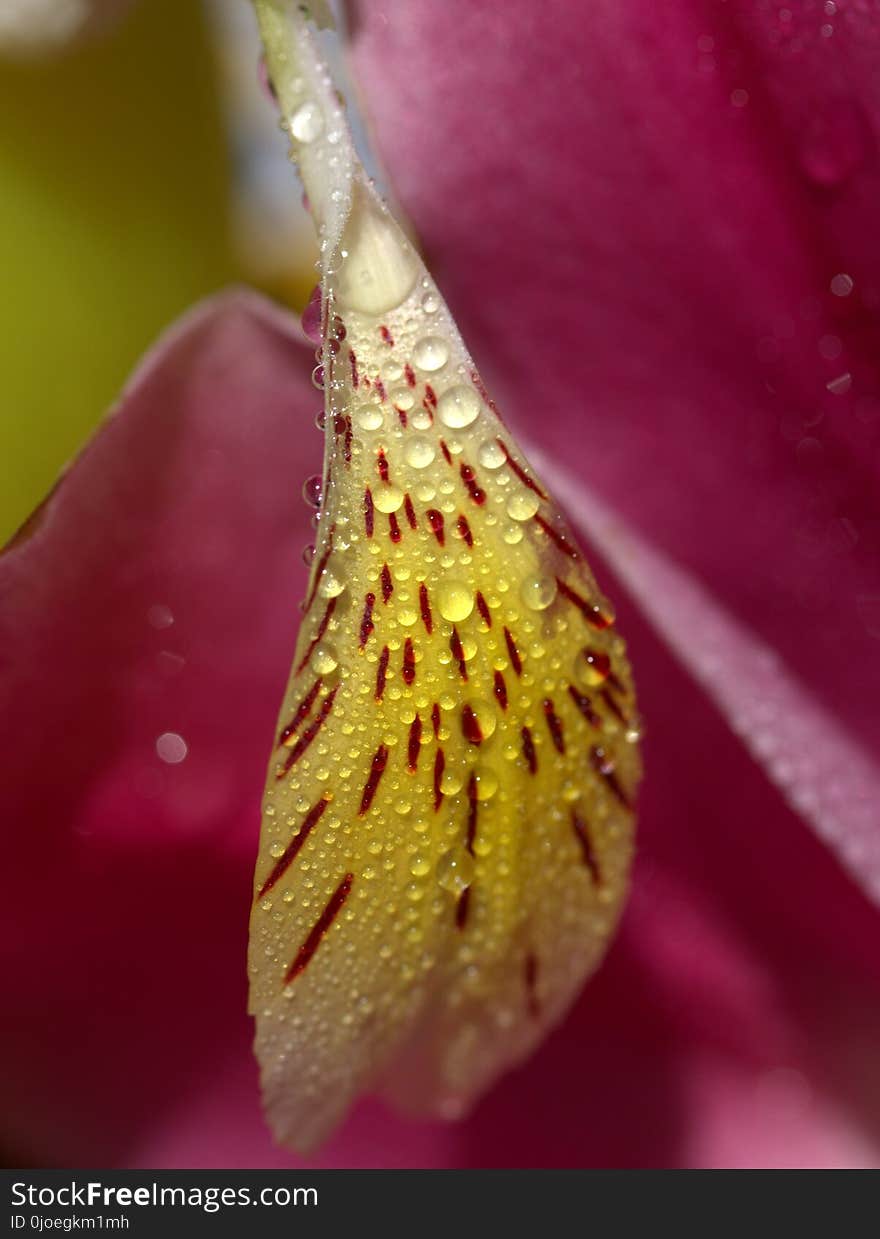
(2, 0, 880, 1169)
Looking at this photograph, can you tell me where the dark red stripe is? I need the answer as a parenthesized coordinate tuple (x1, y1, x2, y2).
(433, 748, 445, 811)
(375, 645, 390, 701)
(465, 773, 478, 855)
(424, 384, 437, 408)
(572, 811, 601, 884)
(359, 592, 376, 648)
(601, 686, 627, 724)
(590, 745, 632, 809)
(380, 562, 393, 603)
(349, 349, 359, 387)
(439, 439, 453, 465)
(388, 512, 402, 543)
(582, 649, 611, 681)
(402, 637, 416, 684)
(295, 597, 337, 674)
(284, 872, 353, 983)
(456, 514, 473, 546)
(568, 684, 602, 728)
(556, 578, 614, 629)
(404, 493, 418, 529)
(533, 512, 579, 559)
(521, 725, 537, 774)
(278, 676, 322, 745)
(407, 715, 422, 773)
(375, 378, 386, 401)
(431, 702, 441, 738)
(303, 523, 335, 613)
(359, 744, 389, 816)
(343, 416, 353, 464)
(379, 324, 394, 346)
(450, 627, 468, 680)
(524, 953, 540, 1018)
(377, 449, 390, 483)
(497, 438, 548, 499)
(419, 582, 434, 634)
(364, 487, 375, 538)
(459, 461, 486, 505)
(277, 686, 339, 778)
(257, 794, 330, 899)
(475, 590, 491, 626)
(493, 670, 508, 710)
(462, 705, 483, 745)
(404, 363, 416, 386)
(396, 404, 408, 428)
(504, 626, 523, 676)
(543, 698, 565, 753)
(455, 885, 471, 930)
(426, 509, 445, 545)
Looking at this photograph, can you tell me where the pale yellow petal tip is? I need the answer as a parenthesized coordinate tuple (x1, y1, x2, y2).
(248, 4, 641, 1156)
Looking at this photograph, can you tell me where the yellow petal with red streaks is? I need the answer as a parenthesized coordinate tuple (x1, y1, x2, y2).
(248, 0, 641, 1153)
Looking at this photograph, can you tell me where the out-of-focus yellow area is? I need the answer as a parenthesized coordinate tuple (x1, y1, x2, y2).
(0, 0, 238, 544)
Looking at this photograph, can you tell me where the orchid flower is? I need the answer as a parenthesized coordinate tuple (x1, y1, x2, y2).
(2, 0, 880, 1170)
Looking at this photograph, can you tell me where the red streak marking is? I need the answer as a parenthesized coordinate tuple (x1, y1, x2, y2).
(471, 369, 501, 417)
(303, 523, 335, 613)
(465, 773, 478, 854)
(568, 685, 602, 728)
(404, 493, 418, 529)
(359, 592, 376, 648)
(590, 746, 632, 809)
(404, 363, 416, 387)
(497, 438, 548, 499)
(377, 449, 390, 483)
(608, 670, 626, 694)
(543, 698, 566, 753)
(455, 886, 471, 930)
(402, 637, 416, 685)
(475, 590, 491, 625)
(557, 579, 614, 628)
(396, 405, 408, 428)
(344, 416, 353, 464)
(533, 512, 579, 559)
(278, 676, 322, 744)
(525, 953, 540, 1018)
(295, 597, 337, 674)
(504, 627, 523, 676)
(431, 702, 441, 738)
(426, 509, 445, 545)
(419, 582, 434, 634)
(572, 811, 601, 885)
(375, 378, 387, 401)
(359, 745, 389, 816)
(601, 686, 627, 725)
(375, 645, 390, 701)
(521, 726, 537, 774)
(407, 715, 422, 773)
(424, 384, 437, 408)
(433, 748, 445, 811)
(379, 325, 394, 347)
(439, 439, 453, 465)
(277, 686, 339, 778)
(257, 794, 330, 899)
(493, 670, 508, 710)
(462, 705, 483, 745)
(284, 872, 353, 983)
(388, 512, 402, 543)
(450, 627, 468, 681)
(349, 349, 359, 388)
(380, 562, 393, 604)
(456, 514, 474, 547)
(583, 649, 611, 681)
(420, 398, 434, 424)
(460, 461, 486, 505)
(364, 487, 375, 538)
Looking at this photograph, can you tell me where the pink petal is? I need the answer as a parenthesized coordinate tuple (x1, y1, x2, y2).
(3, 291, 880, 1168)
(350, 0, 880, 776)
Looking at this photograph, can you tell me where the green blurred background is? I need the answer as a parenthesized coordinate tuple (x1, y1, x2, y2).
(0, 0, 312, 544)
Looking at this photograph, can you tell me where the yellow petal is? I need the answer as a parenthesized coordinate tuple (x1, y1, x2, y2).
(248, 0, 641, 1153)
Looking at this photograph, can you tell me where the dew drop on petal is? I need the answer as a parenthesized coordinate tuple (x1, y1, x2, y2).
(437, 580, 474, 622)
(412, 336, 449, 372)
(520, 574, 558, 611)
(156, 732, 188, 764)
(290, 100, 324, 143)
(437, 385, 481, 429)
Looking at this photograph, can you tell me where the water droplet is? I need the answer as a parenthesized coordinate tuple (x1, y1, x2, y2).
(412, 336, 449, 372)
(311, 365, 325, 390)
(826, 372, 852, 395)
(477, 439, 506, 469)
(730, 88, 749, 108)
(437, 580, 474, 622)
(156, 732, 187, 764)
(302, 544, 316, 566)
(436, 848, 475, 894)
(575, 647, 611, 687)
(410, 855, 431, 877)
(290, 100, 324, 143)
(506, 490, 540, 521)
(472, 764, 499, 800)
(300, 286, 322, 344)
(830, 272, 853, 297)
(520, 574, 558, 611)
(312, 643, 338, 674)
(389, 388, 415, 411)
(302, 475, 323, 508)
(318, 569, 346, 598)
(464, 698, 497, 741)
(147, 603, 174, 630)
(421, 293, 439, 314)
(404, 437, 436, 469)
(355, 403, 384, 431)
(411, 409, 432, 430)
(437, 384, 481, 429)
(373, 483, 404, 513)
